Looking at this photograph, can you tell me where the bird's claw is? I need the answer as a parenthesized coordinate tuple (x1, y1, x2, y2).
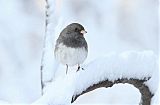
(76, 66, 85, 72)
(76, 66, 80, 72)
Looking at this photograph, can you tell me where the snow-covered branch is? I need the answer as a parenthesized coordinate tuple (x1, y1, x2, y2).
(34, 51, 158, 105)
(72, 78, 152, 105)
(71, 51, 157, 105)
(40, 0, 59, 95)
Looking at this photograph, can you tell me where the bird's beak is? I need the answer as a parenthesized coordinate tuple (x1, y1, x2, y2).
(80, 30, 87, 34)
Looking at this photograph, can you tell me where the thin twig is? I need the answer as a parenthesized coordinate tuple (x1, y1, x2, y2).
(40, 0, 49, 95)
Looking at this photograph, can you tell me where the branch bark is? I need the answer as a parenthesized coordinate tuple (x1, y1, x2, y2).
(72, 78, 153, 105)
(40, 0, 49, 95)
(41, 0, 59, 95)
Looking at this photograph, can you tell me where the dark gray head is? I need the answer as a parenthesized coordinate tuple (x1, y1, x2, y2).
(57, 23, 88, 49)
(60, 23, 87, 37)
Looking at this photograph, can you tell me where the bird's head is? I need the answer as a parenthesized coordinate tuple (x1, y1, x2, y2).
(62, 23, 87, 37)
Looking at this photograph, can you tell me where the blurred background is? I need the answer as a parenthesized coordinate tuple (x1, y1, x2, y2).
(0, 0, 158, 104)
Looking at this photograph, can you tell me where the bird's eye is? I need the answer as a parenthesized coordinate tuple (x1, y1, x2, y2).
(75, 28, 78, 31)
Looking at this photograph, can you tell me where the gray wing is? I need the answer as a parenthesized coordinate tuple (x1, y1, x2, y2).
(54, 36, 62, 57)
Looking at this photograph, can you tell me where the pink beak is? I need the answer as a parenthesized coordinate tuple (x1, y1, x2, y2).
(80, 30, 87, 34)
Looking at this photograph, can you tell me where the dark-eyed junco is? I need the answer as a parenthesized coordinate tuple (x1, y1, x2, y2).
(54, 23, 88, 74)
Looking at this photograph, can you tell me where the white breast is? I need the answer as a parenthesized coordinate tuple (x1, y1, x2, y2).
(55, 43, 88, 66)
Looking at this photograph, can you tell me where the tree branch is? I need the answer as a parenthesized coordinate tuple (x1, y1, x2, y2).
(40, 0, 49, 95)
(72, 78, 153, 105)
(40, 0, 59, 95)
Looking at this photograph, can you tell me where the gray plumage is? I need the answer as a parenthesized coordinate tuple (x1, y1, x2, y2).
(54, 23, 88, 74)
(55, 23, 88, 50)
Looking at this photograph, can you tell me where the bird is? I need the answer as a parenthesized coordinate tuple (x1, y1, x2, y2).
(54, 23, 88, 74)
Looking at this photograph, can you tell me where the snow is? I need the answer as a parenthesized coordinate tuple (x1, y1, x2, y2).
(148, 57, 160, 105)
(74, 51, 157, 96)
(0, 0, 158, 105)
(73, 84, 141, 105)
(0, 100, 10, 105)
(32, 51, 158, 105)
(41, 0, 59, 87)
(41, 0, 158, 104)
(0, 0, 43, 103)
(33, 71, 77, 105)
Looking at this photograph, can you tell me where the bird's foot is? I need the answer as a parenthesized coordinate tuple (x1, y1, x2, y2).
(66, 64, 68, 74)
(76, 66, 85, 72)
(76, 66, 80, 72)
